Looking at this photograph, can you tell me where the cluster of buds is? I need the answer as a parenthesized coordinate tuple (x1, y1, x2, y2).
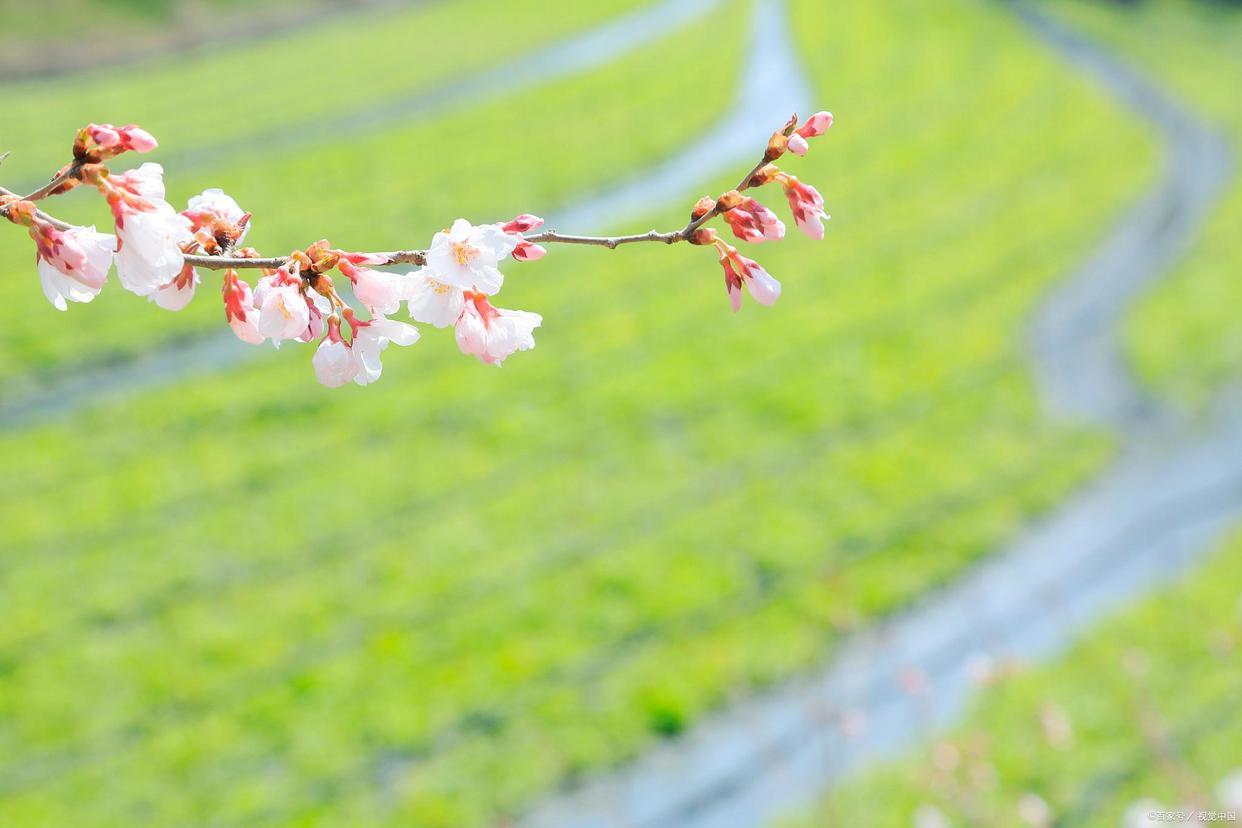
(2, 112, 832, 387)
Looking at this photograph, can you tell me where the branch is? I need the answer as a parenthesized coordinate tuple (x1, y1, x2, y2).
(1, 113, 832, 385)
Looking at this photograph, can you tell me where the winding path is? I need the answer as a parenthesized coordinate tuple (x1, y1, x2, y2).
(517, 4, 1239, 828)
(4, 1, 1239, 826)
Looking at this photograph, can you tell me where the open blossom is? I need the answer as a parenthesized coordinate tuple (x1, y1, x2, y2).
(407, 270, 466, 328)
(35, 224, 115, 311)
(426, 218, 518, 294)
(104, 163, 193, 296)
(723, 197, 785, 243)
(786, 111, 833, 156)
(254, 267, 311, 343)
(221, 270, 264, 344)
(183, 188, 250, 253)
(150, 262, 199, 311)
(338, 259, 417, 315)
(349, 313, 420, 385)
(717, 241, 781, 312)
(781, 175, 830, 240)
(455, 291, 542, 366)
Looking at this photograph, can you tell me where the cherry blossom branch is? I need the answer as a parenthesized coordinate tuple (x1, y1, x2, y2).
(2, 113, 833, 387)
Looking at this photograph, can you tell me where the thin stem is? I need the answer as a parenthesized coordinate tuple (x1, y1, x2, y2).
(2, 145, 779, 270)
(0, 185, 75, 230)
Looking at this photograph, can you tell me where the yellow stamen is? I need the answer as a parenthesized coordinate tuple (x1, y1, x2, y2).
(451, 240, 479, 266)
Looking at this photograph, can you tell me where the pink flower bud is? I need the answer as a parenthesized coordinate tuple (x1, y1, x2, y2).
(786, 133, 809, 156)
(781, 176, 830, 240)
(795, 111, 833, 139)
(512, 241, 546, 262)
(119, 125, 158, 153)
(716, 241, 781, 312)
(88, 124, 122, 149)
(501, 214, 543, 234)
(723, 198, 785, 244)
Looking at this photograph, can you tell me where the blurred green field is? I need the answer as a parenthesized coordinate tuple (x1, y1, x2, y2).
(0, 0, 1158, 825)
(793, 525, 1242, 828)
(1044, 0, 1242, 408)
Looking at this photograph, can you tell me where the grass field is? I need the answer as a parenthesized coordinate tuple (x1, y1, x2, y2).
(1042, 0, 1242, 408)
(0, 0, 1158, 825)
(791, 525, 1242, 828)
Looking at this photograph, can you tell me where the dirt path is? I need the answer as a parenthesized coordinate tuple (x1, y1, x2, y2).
(516, 4, 1238, 827)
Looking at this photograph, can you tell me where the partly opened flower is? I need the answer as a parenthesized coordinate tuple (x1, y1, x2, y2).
(221, 270, 264, 344)
(426, 218, 518, 294)
(36, 224, 115, 311)
(407, 270, 466, 328)
(455, 291, 542, 366)
(716, 240, 781, 312)
(723, 197, 785, 243)
(338, 259, 417, 316)
(781, 175, 830, 240)
(150, 262, 199, 311)
(348, 312, 420, 385)
(102, 163, 193, 296)
(312, 316, 357, 388)
(254, 266, 311, 344)
(6, 200, 114, 311)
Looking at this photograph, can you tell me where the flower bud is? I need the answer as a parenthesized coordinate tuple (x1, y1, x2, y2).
(691, 196, 716, 220)
(787, 133, 809, 156)
(512, 241, 546, 262)
(501, 213, 543, 234)
(118, 125, 157, 153)
(749, 164, 780, 188)
(691, 227, 718, 246)
(717, 190, 744, 211)
(765, 131, 788, 161)
(796, 111, 833, 139)
(781, 112, 799, 136)
(89, 124, 122, 149)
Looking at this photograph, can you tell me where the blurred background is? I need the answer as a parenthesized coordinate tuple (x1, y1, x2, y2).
(1, 0, 1240, 825)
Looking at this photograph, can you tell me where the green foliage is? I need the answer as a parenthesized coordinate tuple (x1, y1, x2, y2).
(793, 525, 1242, 828)
(1048, 0, 1242, 407)
(0, 0, 1157, 825)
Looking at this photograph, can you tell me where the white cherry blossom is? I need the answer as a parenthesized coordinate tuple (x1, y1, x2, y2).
(407, 271, 466, 328)
(35, 225, 114, 311)
(455, 292, 542, 366)
(255, 270, 311, 344)
(350, 315, 420, 385)
(426, 218, 518, 294)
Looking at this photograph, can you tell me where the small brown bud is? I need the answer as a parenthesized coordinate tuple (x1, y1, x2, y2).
(781, 112, 800, 137)
(690, 196, 716, 220)
(311, 273, 336, 298)
(765, 131, 787, 161)
(717, 190, 744, 211)
(749, 164, 780, 188)
(76, 162, 108, 186)
(690, 227, 718, 246)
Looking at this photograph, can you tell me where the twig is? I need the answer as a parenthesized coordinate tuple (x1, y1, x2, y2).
(2, 145, 778, 271)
